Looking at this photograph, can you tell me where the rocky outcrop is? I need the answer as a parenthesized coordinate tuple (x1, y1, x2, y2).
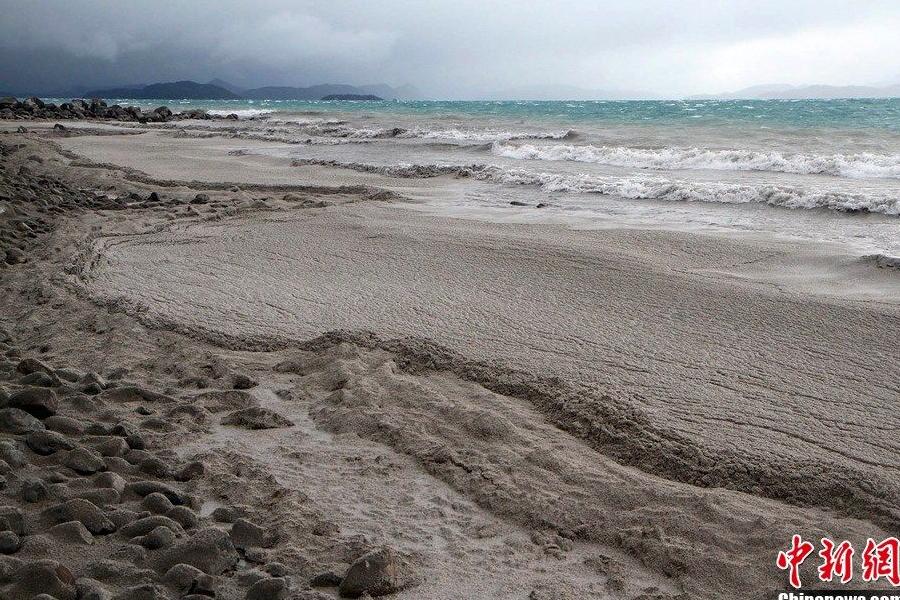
(0, 96, 229, 123)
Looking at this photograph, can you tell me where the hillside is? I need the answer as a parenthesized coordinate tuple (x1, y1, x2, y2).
(86, 81, 242, 100)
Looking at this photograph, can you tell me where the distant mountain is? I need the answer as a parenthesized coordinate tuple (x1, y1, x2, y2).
(86, 81, 242, 100)
(242, 83, 415, 100)
(487, 84, 662, 100)
(689, 83, 900, 100)
(321, 94, 383, 101)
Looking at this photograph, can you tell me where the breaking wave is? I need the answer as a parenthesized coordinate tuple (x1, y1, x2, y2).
(206, 108, 274, 118)
(292, 159, 900, 215)
(291, 123, 577, 142)
(492, 142, 900, 179)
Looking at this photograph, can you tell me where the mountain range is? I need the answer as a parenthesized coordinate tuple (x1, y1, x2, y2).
(83, 80, 420, 101)
(688, 83, 900, 100)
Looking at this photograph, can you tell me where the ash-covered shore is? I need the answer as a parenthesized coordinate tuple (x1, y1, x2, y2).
(0, 125, 897, 600)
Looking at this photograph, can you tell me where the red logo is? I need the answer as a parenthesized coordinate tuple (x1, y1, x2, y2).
(778, 535, 900, 588)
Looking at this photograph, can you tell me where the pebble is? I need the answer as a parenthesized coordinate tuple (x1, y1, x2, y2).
(45, 415, 85, 435)
(166, 506, 199, 530)
(7, 387, 60, 418)
(125, 481, 186, 505)
(142, 492, 174, 515)
(6, 559, 77, 600)
(0, 440, 26, 467)
(22, 477, 50, 502)
(230, 518, 272, 549)
(46, 520, 94, 545)
(93, 471, 127, 494)
(139, 525, 177, 550)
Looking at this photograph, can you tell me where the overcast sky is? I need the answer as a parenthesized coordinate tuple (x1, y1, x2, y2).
(2, 0, 899, 98)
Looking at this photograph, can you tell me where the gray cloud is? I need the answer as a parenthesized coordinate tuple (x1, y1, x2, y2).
(1, 0, 899, 97)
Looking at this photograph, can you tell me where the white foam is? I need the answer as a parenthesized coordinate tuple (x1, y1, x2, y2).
(491, 142, 900, 179)
(207, 108, 274, 118)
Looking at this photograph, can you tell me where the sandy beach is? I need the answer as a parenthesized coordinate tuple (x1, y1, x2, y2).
(1, 120, 898, 599)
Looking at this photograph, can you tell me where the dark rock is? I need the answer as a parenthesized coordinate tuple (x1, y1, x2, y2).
(211, 506, 238, 523)
(246, 577, 289, 600)
(125, 481, 187, 505)
(44, 499, 116, 535)
(63, 446, 106, 474)
(536, 202, 549, 208)
(142, 492, 174, 515)
(119, 515, 183, 538)
(0, 407, 45, 433)
(0, 530, 19, 554)
(112, 583, 170, 600)
(0, 441, 26, 467)
(4, 247, 26, 264)
(164, 562, 204, 592)
(26, 429, 75, 454)
(166, 506, 199, 530)
(74, 488, 121, 506)
(92, 471, 127, 494)
(45, 415, 85, 435)
(147, 192, 160, 202)
(8, 386, 58, 418)
(0, 506, 26, 534)
(339, 546, 415, 598)
(22, 478, 50, 503)
(46, 520, 94, 545)
(53, 123, 67, 131)
(231, 373, 258, 390)
(140, 525, 177, 549)
(19, 370, 59, 387)
(6, 559, 76, 600)
(509, 201, 529, 206)
(222, 406, 294, 430)
(230, 518, 273, 549)
(174, 460, 205, 482)
(152, 527, 239, 575)
(190, 193, 209, 205)
(76, 577, 111, 600)
(16, 358, 55, 376)
(310, 570, 343, 587)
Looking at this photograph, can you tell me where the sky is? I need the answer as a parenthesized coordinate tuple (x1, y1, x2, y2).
(1, 0, 899, 98)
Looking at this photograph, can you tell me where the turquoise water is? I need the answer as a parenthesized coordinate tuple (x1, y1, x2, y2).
(59, 98, 900, 131)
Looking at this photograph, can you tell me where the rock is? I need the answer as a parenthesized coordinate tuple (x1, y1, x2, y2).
(140, 525, 177, 549)
(310, 570, 343, 587)
(53, 123, 67, 131)
(191, 193, 209, 205)
(0, 530, 19, 554)
(0, 441, 26, 467)
(101, 386, 174, 404)
(4, 247, 26, 265)
(164, 562, 204, 591)
(76, 577, 111, 600)
(212, 506, 238, 523)
(339, 546, 414, 598)
(0, 506, 26, 535)
(26, 429, 75, 454)
(74, 488, 121, 506)
(8, 386, 59, 418)
(0, 407, 45, 433)
(93, 436, 130, 457)
(0, 96, 17, 108)
(45, 415, 85, 435)
(509, 200, 529, 206)
(7, 559, 77, 600)
(247, 577, 289, 600)
(536, 203, 549, 208)
(44, 499, 116, 535)
(93, 471, 127, 494)
(143, 492, 174, 515)
(125, 481, 187, 505)
(139, 456, 171, 478)
(152, 527, 239, 575)
(80, 372, 108, 390)
(166, 506, 199, 530)
(147, 192, 160, 202)
(112, 583, 170, 600)
(222, 407, 294, 430)
(63, 446, 106, 474)
(22, 478, 50, 503)
(46, 520, 94, 545)
(174, 460, 205, 482)
(19, 370, 59, 387)
(230, 518, 273, 549)
(231, 373, 258, 390)
(119, 515, 183, 538)
(263, 562, 288, 577)
(14, 358, 53, 380)
(55, 368, 83, 383)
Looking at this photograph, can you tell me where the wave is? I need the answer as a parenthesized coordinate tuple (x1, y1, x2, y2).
(491, 142, 900, 179)
(291, 159, 900, 215)
(207, 108, 274, 118)
(289, 123, 577, 142)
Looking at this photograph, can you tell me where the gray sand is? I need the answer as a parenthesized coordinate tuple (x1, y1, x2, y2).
(2, 122, 898, 599)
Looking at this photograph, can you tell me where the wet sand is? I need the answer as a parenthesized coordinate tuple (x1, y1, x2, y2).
(1, 122, 898, 599)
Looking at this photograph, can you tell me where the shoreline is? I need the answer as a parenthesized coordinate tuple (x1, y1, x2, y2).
(1, 123, 898, 599)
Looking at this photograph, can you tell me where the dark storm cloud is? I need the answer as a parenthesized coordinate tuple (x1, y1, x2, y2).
(1, 0, 898, 97)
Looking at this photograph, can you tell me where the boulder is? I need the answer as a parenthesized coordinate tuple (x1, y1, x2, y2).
(16, 357, 55, 376)
(0, 530, 19, 554)
(0, 506, 26, 534)
(5, 559, 76, 600)
(46, 520, 94, 545)
(229, 518, 273, 549)
(45, 415, 85, 435)
(247, 577, 289, 600)
(63, 447, 106, 474)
